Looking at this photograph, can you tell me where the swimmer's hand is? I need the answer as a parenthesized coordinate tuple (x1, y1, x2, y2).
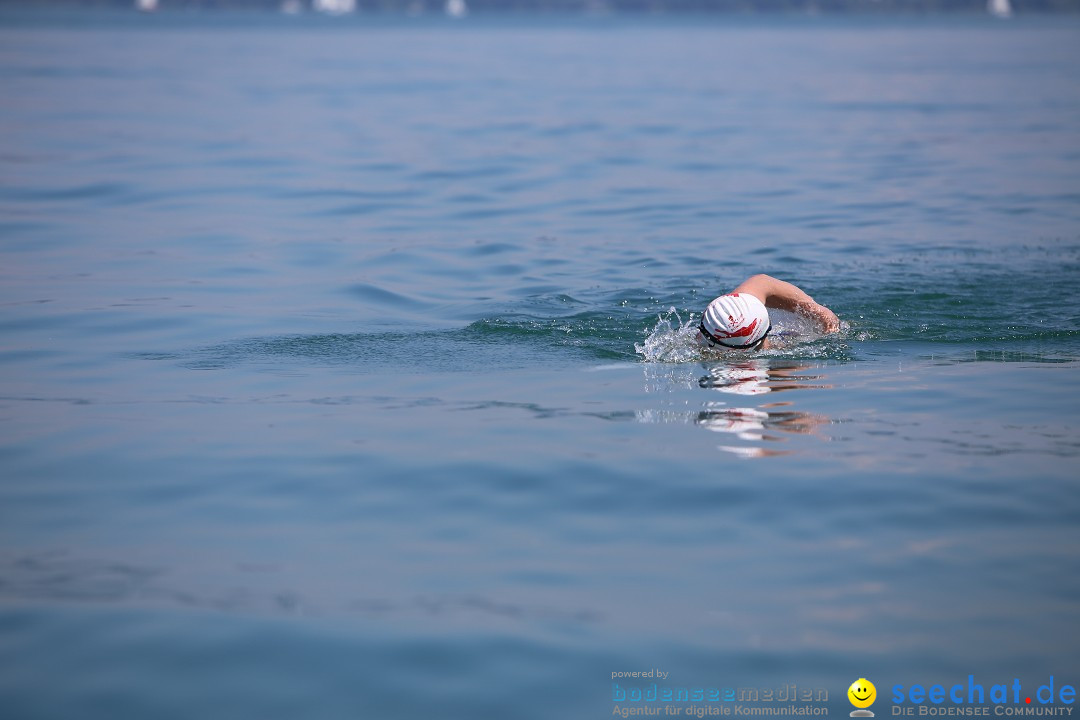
(734, 274, 840, 334)
(807, 301, 840, 334)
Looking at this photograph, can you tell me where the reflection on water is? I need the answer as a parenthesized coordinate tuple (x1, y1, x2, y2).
(639, 360, 833, 458)
(698, 361, 831, 395)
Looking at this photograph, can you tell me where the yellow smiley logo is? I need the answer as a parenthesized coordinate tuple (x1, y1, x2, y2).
(848, 678, 877, 710)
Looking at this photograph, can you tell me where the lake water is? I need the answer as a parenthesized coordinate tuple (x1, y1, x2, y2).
(1, 9, 1079, 719)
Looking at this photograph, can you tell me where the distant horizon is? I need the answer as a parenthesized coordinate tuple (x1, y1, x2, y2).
(2, 0, 1078, 15)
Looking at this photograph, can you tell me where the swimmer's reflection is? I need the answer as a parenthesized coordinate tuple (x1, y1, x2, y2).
(698, 361, 831, 395)
(696, 402, 830, 437)
(639, 360, 833, 458)
(697, 362, 831, 457)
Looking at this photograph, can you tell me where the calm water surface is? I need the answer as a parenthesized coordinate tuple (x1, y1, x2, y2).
(1, 11, 1079, 719)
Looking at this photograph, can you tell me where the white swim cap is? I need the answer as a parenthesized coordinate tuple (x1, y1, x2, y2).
(699, 293, 771, 349)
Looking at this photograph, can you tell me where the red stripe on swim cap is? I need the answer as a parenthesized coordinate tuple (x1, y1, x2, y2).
(711, 318, 759, 339)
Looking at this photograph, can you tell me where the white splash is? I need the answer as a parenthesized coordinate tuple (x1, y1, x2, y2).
(634, 308, 702, 363)
(634, 307, 837, 363)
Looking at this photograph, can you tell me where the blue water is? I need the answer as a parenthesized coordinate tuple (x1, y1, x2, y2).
(2, 10, 1080, 719)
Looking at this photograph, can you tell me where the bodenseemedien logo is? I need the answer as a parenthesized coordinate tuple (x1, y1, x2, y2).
(849, 678, 877, 717)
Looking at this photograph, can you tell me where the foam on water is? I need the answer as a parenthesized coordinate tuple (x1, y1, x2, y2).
(634, 306, 847, 363)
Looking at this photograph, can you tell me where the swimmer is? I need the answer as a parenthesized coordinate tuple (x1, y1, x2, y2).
(697, 274, 839, 351)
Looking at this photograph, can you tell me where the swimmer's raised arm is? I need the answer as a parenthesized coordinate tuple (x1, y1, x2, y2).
(733, 274, 840, 333)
